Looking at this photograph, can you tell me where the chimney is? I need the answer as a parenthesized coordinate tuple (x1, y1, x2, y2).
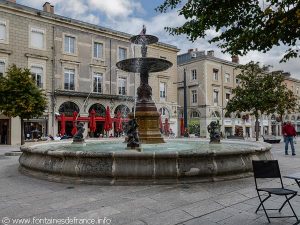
(188, 49, 193, 53)
(207, 50, 214, 57)
(231, 55, 239, 64)
(43, 2, 54, 13)
(7, 0, 16, 3)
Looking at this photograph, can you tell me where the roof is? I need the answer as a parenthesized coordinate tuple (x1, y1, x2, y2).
(178, 53, 239, 67)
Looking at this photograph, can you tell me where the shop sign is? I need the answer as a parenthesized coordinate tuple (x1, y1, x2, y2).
(224, 119, 232, 125)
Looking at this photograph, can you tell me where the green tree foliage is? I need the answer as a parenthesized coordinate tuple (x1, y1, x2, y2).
(157, 0, 300, 62)
(0, 65, 47, 144)
(225, 62, 297, 141)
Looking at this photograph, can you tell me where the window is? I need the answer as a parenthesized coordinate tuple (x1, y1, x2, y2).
(31, 66, 43, 88)
(191, 90, 197, 103)
(160, 82, 166, 99)
(93, 42, 103, 59)
(236, 78, 240, 85)
(213, 69, 218, 80)
(93, 72, 102, 93)
(0, 19, 8, 43)
(64, 35, 75, 54)
(118, 77, 127, 95)
(226, 93, 230, 101)
(64, 69, 75, 90)
(191, 69, 197, 80)
(297, 87, 299, 95)
(118, 47, 127, 60)
(225, 73, 230, 83)
(191, 111, 200, 118)
(30, 27, 45, 49)
(0, 60, 5, 77)
(213, 90, 219, 104)
(159, 107, 169, 116)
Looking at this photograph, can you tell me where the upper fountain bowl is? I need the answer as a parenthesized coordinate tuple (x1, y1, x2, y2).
(116, 57, 173, 73)
(130, 35, 158, 45)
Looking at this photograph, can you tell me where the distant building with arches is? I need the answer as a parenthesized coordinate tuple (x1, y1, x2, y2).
(177, 49, 300, 138)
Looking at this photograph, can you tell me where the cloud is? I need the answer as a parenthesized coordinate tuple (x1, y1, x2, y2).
(87, 0, 144, 19)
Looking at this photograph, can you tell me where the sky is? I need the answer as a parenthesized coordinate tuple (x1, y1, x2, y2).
(18, 0, 300, 79)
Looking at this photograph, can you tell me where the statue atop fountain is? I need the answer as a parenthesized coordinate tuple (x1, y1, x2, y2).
(207, 121, 221, 143)
(72, 122, 85, 144)
(116, 26, 173, 144)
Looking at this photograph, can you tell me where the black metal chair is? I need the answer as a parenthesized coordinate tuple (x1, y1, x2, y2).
(252, 160, 299, 224)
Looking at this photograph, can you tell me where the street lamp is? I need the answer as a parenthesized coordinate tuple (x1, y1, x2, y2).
(183, 68, 188, 129)
(174, 68, 188, 130)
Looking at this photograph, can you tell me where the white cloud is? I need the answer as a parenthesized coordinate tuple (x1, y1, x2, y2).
(87, 0, 144, 19)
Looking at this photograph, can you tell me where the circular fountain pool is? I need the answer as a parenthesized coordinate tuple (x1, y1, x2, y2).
(19, 139, 272, 184)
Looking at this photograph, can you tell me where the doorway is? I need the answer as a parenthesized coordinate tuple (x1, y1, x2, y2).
(0, 119, 9, 144)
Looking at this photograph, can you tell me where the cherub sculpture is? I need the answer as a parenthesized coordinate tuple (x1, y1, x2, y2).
(207, 121, 221, 143)
(73, 122, 85, 143)
(126, 118, 140, 149)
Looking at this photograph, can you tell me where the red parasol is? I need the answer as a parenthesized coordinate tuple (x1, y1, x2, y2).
(104, 106, 112, 132)
(115, 110, 123, 132)
(164, 118, 170, 135)
(60, 113, 66, 136)
(180, 117, 184, 136)
(89, 109, 96, 133)
(71, 111, 78, 136)
(159, 113, 163, 133)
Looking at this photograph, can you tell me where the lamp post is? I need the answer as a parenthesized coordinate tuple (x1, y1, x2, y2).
(174, 67, 188, 134)
(183, 68, 188, 129)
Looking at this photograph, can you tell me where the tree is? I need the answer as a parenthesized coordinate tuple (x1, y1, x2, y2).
(276, 87, 298, 122)
(0, 65, 47, 145)
(225, 62, 297, 141)
(157, 0, 300, 62)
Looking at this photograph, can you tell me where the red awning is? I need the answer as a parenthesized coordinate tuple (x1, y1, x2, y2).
(104, 106, 112, 132)
(60, 113, 66, 136)
(164, 118, 170, 135)
(115, 110, 123, 132)
(89, 109, 96, 133)
(71, 111, 78, 136)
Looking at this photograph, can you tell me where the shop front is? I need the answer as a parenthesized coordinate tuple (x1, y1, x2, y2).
(24, 118, 48, 140)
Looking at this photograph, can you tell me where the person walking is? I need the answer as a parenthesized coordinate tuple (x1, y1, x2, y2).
(282, 121, 297, 156)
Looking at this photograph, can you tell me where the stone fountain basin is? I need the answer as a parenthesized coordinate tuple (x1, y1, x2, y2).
(19, 139, 272, 185)
(116, 57, 173, 73)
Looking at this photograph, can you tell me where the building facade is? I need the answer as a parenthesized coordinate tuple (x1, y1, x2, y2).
(177, 49, 300, 138)
(0, 0, 179, 145)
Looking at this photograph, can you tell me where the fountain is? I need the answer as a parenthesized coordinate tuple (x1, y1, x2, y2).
(116, 25, 172, 144)
(18, 27, 273, 185)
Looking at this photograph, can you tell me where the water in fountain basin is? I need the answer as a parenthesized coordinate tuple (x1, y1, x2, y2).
(34, 140, 261, 153)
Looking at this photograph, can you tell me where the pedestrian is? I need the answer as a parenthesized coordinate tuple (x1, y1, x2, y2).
(282, 121, 297, 156)
(282, 122, 287, 143)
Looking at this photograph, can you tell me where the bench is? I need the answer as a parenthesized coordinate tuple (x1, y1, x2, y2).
(262, 135, 281, 144)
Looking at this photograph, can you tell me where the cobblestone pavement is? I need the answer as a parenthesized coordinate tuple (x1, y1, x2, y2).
(1, 139, 300, 225)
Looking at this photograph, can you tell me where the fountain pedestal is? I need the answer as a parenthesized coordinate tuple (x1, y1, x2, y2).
(131, 102, 164, 144)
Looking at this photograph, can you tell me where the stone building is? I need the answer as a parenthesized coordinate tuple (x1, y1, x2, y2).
(177, 49, 300, 138)
(0, 0, 179, 145)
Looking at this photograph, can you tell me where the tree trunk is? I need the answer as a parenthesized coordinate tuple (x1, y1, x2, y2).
(21, 117, 25, 145)
(255, 116, 259, 141)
